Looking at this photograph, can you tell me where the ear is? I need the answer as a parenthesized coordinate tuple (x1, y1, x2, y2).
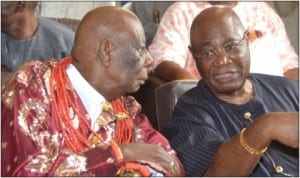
(15, 2, 26, 13)
(99, 39, 113, 67)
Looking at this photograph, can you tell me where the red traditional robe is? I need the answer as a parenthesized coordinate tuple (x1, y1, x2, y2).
(1, 59, 184, 176)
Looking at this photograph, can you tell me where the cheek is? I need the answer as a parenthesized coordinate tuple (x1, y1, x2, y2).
(236, 52, 251, 75)
(130, 67, 144, 81)
(130, 59, 145, 75)
(122, 68, 141, 83)
(196, 60, 211, 78)
(1, 16, 16, 31)
(239, 47, 251, 64)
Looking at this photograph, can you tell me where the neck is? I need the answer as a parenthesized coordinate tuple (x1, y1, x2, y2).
(217, 79, 254, 105)
(6, 15, 38, 40)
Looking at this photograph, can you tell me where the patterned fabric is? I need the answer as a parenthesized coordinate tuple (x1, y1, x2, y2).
(1, 59, 181, 176)
(162, 74, 299, 176)
(149, 2, 298, 78)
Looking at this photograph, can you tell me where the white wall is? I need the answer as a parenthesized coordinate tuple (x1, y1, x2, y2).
(39, 2, 116, 20)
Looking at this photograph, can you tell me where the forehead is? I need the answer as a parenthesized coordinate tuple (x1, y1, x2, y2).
(134, 28, 145, 45)
(191, 15, 243, 46)
(118, 17, 146, 43)
(126, 22, 146, 52)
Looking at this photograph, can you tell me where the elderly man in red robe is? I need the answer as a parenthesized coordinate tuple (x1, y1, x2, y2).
(1, 6, 184, 176)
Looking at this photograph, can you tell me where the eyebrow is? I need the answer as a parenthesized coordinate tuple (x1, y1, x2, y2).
(199, 36, 242, 48)
(199, 41, 215, 49)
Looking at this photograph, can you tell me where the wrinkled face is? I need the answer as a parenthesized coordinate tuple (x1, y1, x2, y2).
(190, 20, 250, 95)
(109, 23, 154, 94)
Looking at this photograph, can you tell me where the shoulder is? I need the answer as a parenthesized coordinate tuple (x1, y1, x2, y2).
(250, 74, 299, 111)
(2, 60, 55, 109)
(36, 17, 74, 49)
(38, 17, 74, 39)
(250, 73, 297, 85)
(250, 74, 298, 95)
(7, 60, 55, 84)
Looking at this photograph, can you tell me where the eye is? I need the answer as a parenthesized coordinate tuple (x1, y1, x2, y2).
(199, 49, 217, 59)
(137, 47, 143, 53)
(224, 42, 239, 52)
(137, 47, 147, 57)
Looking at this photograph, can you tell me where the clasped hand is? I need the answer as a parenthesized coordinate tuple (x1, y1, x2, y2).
(119, 143, 181, 176)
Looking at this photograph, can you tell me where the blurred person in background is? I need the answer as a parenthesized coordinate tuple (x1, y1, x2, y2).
(1, 1, 74, 83)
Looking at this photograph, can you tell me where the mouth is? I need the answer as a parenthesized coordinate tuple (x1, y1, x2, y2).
(213, 70, 239, 82)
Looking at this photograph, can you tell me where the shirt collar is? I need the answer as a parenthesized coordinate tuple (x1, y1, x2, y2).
(66, 64, 106, 122)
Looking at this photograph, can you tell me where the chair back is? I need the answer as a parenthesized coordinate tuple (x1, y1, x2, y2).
(154, 80, 198, 131)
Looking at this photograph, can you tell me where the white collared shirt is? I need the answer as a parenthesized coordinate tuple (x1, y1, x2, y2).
(66, 64, 163, 176)
(66, 64, 106, 131)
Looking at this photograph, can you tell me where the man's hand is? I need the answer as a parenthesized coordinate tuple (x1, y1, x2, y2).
(119, 143, 182, 176)
(284, 68, 299, 80)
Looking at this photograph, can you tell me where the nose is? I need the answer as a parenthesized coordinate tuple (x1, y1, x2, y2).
(212, 49, 232, 67)
(143, 50, 155, 72)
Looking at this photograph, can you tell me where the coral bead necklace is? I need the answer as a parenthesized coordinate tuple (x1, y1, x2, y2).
(50, 57, 133, 153)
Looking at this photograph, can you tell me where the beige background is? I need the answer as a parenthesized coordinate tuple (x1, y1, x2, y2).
(38, 1, 299, 55)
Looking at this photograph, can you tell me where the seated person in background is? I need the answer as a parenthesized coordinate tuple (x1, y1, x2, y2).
(149, 1, 299, 81)
(1, 6, 183, 176)
(162, 6, 298, 176)
(128, 1, 174, 47)
(1, 1, 74, 81)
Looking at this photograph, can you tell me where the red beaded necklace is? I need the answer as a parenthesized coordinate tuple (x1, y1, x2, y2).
(50, 57, 133, 153)
(112, 98, 133, 144)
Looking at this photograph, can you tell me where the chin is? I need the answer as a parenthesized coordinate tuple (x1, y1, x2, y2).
(128, 84, 141, 94)
(216, 87, 237, 94)
(217, 82, 244, 94)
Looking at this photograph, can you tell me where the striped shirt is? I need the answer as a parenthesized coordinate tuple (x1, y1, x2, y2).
(162, 74, 299, 176)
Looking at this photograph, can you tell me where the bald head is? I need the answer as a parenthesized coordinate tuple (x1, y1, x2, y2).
(72, 6, 143, 62)
(190, 6, 245, 46)
(76, 6, 140, 41)
(70, 6, 151, 99)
